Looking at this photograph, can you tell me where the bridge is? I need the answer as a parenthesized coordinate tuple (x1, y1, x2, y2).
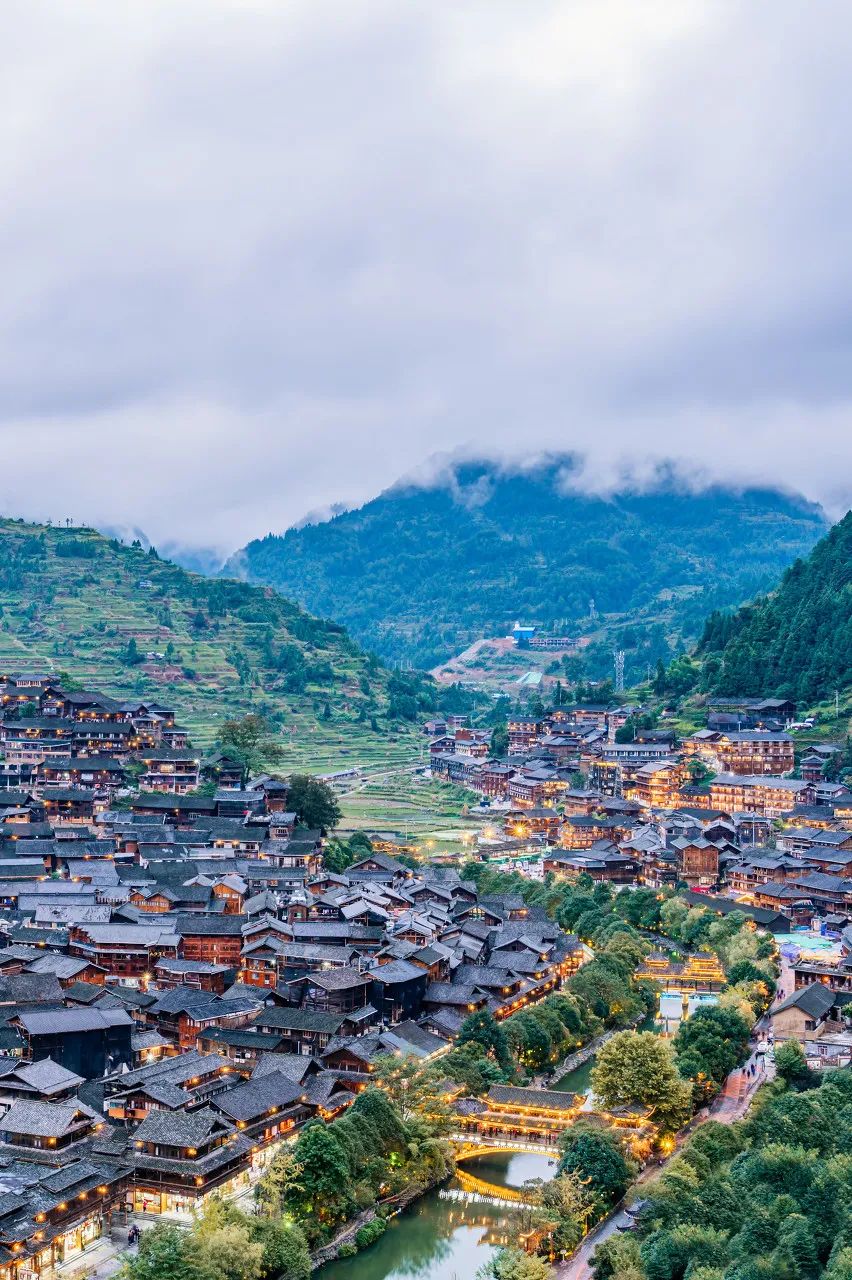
(441, 1138, 559, 1208)
(450, 1133, 561, 1161)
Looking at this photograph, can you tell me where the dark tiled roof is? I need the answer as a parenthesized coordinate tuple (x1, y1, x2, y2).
(487, 1084, 578, 1111)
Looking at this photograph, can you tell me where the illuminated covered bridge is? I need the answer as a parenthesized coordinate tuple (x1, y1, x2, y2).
(451, 1083, 581, 1153)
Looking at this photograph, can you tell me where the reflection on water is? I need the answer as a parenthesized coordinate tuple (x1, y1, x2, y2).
(318, 1153, 555, 1280)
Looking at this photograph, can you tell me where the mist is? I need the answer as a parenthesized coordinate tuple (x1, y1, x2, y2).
(1, 2, 852, 554)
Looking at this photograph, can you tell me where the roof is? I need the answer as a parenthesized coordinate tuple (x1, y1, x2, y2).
(255, 1008, 347, 1034)
(773, 984, 836, 1020)
(367, 959, 425, 984)
(487, 1084, 578, 1110)
(212, 1074, 304, 1122)
(12, 1058, 84, 1095)
(133, 1105, 231, 1147)
(16, 1007, 133, 1035)
(303, 968, 369, 992)
(1, 1098, 97, 1138)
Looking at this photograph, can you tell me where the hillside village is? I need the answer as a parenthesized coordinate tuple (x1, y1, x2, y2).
(0, 643, 844, 1278)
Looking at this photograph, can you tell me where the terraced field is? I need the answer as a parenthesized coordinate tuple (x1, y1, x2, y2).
(337, 768, 485, 849)
(0, 520, 422, 774)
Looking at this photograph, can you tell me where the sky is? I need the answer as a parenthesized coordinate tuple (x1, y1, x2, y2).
(1, 1, 852, 557)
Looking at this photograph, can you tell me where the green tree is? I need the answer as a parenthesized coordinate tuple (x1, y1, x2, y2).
(592, 1032, 693, 1133)
(540, 1170, 597, 1253)
(369, 1057, 450, 1126)
(674, 1006, 751, 1099)
(118, 1223, 197, 1280)
(558, 1124, 637, 1210)
(217, 714, 283, 777)
(181, 1202, 268, 1280)
(490, 720, 509, 757)
(287, 773, 342, 830)
(253, 1147, 303, 1216)
(773, 1040, 816, 1091)
(458, 1009, 513, 1073)
(477, 1247, 552, 1280)
(286, 1122, 352, 1219)
(250, 1219, 311, 1280)
(122, 636, 144, 667)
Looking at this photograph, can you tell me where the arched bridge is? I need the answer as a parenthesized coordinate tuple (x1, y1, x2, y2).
(450, 1134, 561, 1161)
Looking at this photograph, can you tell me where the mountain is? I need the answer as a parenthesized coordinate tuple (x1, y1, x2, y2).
(0, 519, 421, 754)
(697, 510, 852, 705)
(228, 458, 828, 676)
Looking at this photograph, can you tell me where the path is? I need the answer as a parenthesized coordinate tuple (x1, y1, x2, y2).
(554, 1050, 771, 1280)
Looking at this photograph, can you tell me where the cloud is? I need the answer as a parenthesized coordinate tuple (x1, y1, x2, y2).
(0, 0, 851, 551)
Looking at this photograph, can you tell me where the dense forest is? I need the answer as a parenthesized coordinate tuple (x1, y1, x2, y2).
(229, 459, 826, 670)
(698, 511, 852, 704)
(596, 1063, 852, 1280)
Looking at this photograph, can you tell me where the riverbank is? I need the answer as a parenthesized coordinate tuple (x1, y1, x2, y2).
(315, 1151, 555, 1280)
(310, 1171, 449, 1271)
(541, 1008, 655, 1093)
(540, 1026, 626, 1090)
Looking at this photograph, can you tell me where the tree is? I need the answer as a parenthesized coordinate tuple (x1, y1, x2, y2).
(370, 1056, 450, 1126)
(490, 720, 509, 757)
(540, 1171, 596, 1254)
(568, 956, 641, 1026)
(506, 1012, 553, 1071)
(191, 1222, 263, 1280)
(217, 714, 283, 778)
(773, 1040, 816, 1091)
(558, 1124, 637, 1209)
(592, 1031, 693, 1133)
(441, 1041, 506, 1094)
(122, 636, 144, 667)
(286, 1122, 352, 1219)
(287, 774, 342, 830)
(118, 1223, 197, 1280)
(640, 1224, 729, 1280)
(477, 1247, 552, 1280)
(253, 1147, 303, 1216)
(187, 1202, 265, 1280)
(591, 1234, 645, 1280)
(674, 1006, 751, 1098)
(458, 1009, 513, 1073)
(250, 1220, 311, 1280)
(322, 837, 358, 874)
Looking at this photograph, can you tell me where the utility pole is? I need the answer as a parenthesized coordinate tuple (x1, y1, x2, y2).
(836, 689, 841, 717)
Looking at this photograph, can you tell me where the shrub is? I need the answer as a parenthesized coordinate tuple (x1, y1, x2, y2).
(354, 1218, 387, 1250)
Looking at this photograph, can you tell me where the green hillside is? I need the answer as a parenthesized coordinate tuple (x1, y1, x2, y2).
(229, 458, 827, 679)
(698, 510, 852, 705)
(0, 519, 433, 763)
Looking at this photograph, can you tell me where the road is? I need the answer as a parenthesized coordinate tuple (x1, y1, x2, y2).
(555, 1050, 771, 1280)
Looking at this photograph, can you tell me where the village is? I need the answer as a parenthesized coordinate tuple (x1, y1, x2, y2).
(0, 665, 839, 1280)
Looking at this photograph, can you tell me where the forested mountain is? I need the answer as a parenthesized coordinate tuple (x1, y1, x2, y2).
(229, 459, 827, 672)
(0, 519, 431, 750)
(698, 510, 852, 704)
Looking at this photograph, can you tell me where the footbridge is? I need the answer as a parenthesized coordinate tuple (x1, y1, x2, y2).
(442, 1136, 559, 1208)
(450, 1133, 561, 1162)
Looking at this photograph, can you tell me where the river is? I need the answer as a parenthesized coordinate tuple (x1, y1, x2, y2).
(319, 1015, 659, 1280)
(318, 1151, 556, 1280)
(551, 1011, 658, 1096)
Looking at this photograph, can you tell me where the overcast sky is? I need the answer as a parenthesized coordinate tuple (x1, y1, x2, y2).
(1, 1, 851, 555)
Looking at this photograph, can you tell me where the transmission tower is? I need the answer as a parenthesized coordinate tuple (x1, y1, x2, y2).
(614, 650, 625, 693)
(589, 598, 598, 622)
